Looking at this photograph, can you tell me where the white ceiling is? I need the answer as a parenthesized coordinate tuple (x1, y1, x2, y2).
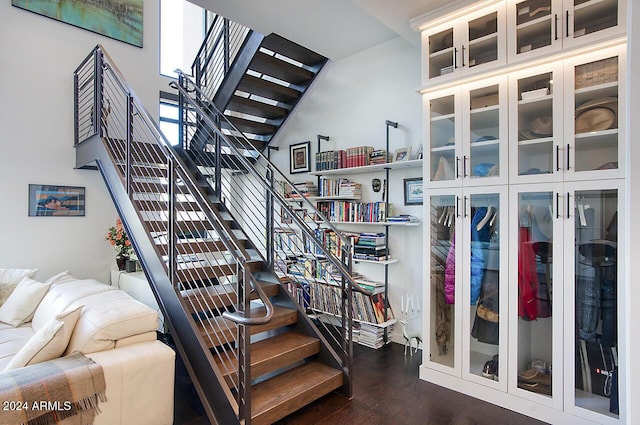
(187, 0, 465, 60)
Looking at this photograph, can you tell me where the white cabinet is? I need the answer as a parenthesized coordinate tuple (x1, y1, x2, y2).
(508, 0, 626, 62)
(425, 187, 508, 391)
(508, 181, 622, 422)
(422, 4, 506, 84)
(418, 1, 627, 422)
(509, 46, 625, 184)
(426, 77, 508, 187)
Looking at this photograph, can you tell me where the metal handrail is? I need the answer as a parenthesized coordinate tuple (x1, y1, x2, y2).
(172, 72, 375, 299)
(82, 45, 275, 326)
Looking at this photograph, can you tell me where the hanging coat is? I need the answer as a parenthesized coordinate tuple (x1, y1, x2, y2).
(444, 233, 455, 304)
(518, 226, 539, 320)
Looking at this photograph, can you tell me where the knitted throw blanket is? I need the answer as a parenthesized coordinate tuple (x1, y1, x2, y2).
(0, 353, 106, 425)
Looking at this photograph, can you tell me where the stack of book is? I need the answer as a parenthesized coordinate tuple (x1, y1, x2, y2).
(369, 149, 391, 165)
(337, 181, 362, 197)
(386, 214, 419, 223)
(353, 321, 395, 349)
(288, 181, 318, 198)
(353, 232, 389, 261)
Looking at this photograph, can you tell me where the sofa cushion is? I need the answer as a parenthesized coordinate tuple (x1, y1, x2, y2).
(32, 279, 115, 332)
(0, 323, 34, 371)
(3, 306, 83, 371)
(0, 277, 51, 327)
(65, 290, 158, 355)
(0, 268, 38, 306)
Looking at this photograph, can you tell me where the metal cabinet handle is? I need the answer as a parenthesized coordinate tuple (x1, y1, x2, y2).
(555, 14, 559, 41)
(556, 145, 560, 172)
(461, 45, 466, 67)
(454, 47, 458, 69)
(556, 192, 560, 219)
(566, 143, 570, 171)
(566, 192, 571, 219)
(566, 10, 570, 38)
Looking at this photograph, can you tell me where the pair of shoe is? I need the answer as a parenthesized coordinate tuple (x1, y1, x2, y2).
(482, 354, 499, 380)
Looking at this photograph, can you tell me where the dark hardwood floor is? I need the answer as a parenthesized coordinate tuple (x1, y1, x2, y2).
(174, 342, 548, 425)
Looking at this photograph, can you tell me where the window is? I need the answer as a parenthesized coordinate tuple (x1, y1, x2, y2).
(160, 0, 207, 77)
(159, 91, 179, 146)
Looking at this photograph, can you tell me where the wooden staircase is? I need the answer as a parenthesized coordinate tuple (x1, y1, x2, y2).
(209, 33, 328, 151)
(104, 138, 344, 424)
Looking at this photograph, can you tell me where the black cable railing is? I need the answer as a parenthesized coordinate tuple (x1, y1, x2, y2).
(173, 71, 375, 393)
(74, 45, 275, 425)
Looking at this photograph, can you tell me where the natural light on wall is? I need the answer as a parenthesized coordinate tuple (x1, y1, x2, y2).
(160, 0, 206, 78)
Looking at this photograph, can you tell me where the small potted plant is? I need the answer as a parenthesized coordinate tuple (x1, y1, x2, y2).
(106, 218, 133, 270)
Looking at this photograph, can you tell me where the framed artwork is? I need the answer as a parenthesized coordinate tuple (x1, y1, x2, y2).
(394, 147, 411, 162)
(415, 144, 424, 160)
(403, 178, 423, 205)
(290, 141, 311, 174)
(29, 184, 86, 216)
(12, 0, 144, 48)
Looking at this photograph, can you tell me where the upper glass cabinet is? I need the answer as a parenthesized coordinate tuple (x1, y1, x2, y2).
(508, 0, 626, 62)
(422, 4, 506, 84)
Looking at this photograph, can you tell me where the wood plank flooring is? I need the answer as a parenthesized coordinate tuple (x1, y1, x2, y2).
(174, 342, 548, 425)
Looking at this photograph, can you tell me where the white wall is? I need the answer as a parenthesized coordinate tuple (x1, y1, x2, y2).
(268, 37, 424, 343)
(0, 1, 163, 283)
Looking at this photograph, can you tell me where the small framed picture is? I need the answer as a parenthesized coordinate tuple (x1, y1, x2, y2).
(403, 178, 423, 205)
(28, 184, 86, 216)
(281, 206, 293, 224)
(393, 147, 411, 162)
(289, 141, 311, 174)
(415, 144, 424, 160)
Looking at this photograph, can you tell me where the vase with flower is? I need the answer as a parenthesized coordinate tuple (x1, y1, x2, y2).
(106, 218, 133, 270)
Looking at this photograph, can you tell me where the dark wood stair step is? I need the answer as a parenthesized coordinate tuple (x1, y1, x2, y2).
(174, 257, 263, 283)
(181, 280, 279, 314)
(196, 305, 298, 348)
(250, 52, 315, 85)
(116, 163, 167, 178)
(107, 139, 169, 164)
(155, 238, 245, 256)
(237, 75, 301, 104)
(261, 34, 327, 68)
(224, 116, 276, 136)
(227, 95, 288, 120)
(251, 361, 343, 425)
(215, 331, 320, 386)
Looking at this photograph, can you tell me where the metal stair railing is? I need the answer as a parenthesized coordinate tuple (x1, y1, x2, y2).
(174, 72, 375, 396)
(73, 45, 274, 425)
(192, 14, 250, 104)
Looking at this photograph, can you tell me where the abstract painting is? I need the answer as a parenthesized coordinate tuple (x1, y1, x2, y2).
(28, 184, 86, 217)
(13, 0, 143, 47)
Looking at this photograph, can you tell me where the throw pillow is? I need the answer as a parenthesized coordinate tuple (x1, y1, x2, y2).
(0, 277, 51, 326)
(0, 268, 38, 306)
(3, 306, 83, 371)
(45, 270, 75, 285)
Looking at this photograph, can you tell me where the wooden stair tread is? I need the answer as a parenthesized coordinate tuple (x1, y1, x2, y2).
(181, 280, 279, 313)
(261, 34, 327, 68)
(250, 52, 315, 85)
(227, 96, 288, 120)
(237, 75, 300, 104)
(224, 116, 276, 135)
(251, 361, 343, 425)
(215, 331, 319, 382)
(197, 305, 297, 348)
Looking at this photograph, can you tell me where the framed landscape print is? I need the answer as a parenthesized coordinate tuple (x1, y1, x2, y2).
(28, 184, 86, 217)
(403, 178, 423, 205)
(12, 0, 143, 47)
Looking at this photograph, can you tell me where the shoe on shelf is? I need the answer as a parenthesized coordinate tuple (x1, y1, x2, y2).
(482, 355, 498, 380)
(529, 359, 547, 373)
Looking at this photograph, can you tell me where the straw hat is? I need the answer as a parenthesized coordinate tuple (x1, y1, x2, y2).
(575, 97, 618, 133)
(519, 116, 553, 140)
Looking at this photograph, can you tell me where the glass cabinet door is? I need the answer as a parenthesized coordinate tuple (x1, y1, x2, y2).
(428, 194, 458, 370)
(429, 94, 458, 184)
(512, 0, 557, 58)
(466, 11, 500, 70)
(567, 0, 621, 42)
(466, 193, 503, 385)
(566, 50, 623, 179)
(511, 66, 562, 183)
(428, 27, 455, 79)
(571, 187, 619, 418)
(466, 83, 503, 183)
(514, 190, 556, 399)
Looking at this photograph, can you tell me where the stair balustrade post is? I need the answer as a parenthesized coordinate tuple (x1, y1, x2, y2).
(126, 94, 134, 195)
(167, 158, 178, 289)
(265, 166, 274, 269)
(236, 261, 251, 424)
(177, 74, 185, 150)
(94, 49, 104, 139)
(223, 18, 230, 76)
(341, 246, 354, 398)
(214, 114, 222, 198)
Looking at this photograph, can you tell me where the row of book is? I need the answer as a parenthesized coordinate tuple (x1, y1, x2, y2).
(315, 146, 376, 170)
(318, 178, 362, 198)
(354, 232, 389, 261)
(316, 201, 389, 223)
(308, 282, 394, 325)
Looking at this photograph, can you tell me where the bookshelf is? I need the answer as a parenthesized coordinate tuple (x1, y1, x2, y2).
(284, 121, 423, 346)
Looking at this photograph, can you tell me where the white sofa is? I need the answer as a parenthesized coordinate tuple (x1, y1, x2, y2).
(0, 270, 175, 425)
